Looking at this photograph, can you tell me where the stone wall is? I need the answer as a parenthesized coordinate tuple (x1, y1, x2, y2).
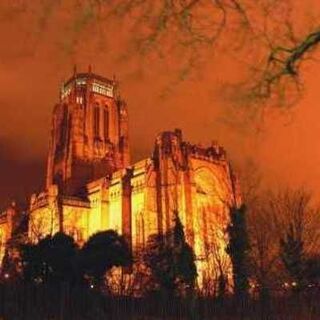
(29, 128, 239, 293)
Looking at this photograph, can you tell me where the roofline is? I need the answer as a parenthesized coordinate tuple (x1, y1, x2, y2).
(64, 72, 117, 88)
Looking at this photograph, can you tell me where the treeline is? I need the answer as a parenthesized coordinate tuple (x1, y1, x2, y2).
(1, 230, 131, 290)
(1, 188, 320, 319)
(0, 213, 198, 296)
(247, 188, 320, 296)
(0, 213, 202, 319)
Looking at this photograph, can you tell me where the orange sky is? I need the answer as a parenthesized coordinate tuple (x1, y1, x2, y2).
(1, 1, 320, 207)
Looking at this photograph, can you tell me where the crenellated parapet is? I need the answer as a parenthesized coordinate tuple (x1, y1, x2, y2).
(184, 141, 226, 162)
(153, 129, 227, 171)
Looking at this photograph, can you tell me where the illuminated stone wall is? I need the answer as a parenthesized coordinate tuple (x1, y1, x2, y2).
(28, 129, 239, 293)
(191, 158, 236, 290)
(0, 215, 10, 264)
(24, 71, 241, 293)
(0, 204, 18, 264)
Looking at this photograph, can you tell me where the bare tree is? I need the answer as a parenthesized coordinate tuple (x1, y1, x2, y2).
(236, 158, 262, 206)
(3, 1, 320, 110)
(109, 0, 320, 108)
(200, 205, 233, 297)
(268, 188, 320, 256)
(248, 187, 320, 295)
(247, 195, 282, 296)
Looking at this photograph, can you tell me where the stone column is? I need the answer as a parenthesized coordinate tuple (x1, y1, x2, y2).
(121, 168, 133, 251)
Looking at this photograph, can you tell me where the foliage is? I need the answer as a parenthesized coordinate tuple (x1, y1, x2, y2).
(172, 213, 197, 290)
(19, 232, 79, 285)
(226, 205, 250, 299)
(80, 230, 131, 287)
(304, 256, 320, 285)
(20, 236, 51, 283)
(46, 232, 80, 284)
(18, 230, 132, 289)
(144, 212, 197, 296)
(0, 249, 20, 282)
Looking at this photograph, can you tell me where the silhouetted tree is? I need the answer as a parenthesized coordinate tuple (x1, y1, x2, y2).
(226, 205, 250, 300)
(20, 236, 51, 283)
(46, 232, 80, 284)
(173, 213, 197, 292)
(144, 212, 197, 297)
(304, 256, 320, 285)
(19, 232, 79, 285)
(217, 274, 227, 300)
(280, 224, 305, 291)
(144, 233, 175, 295)
(269, 188, 320, 291)
(116, 1, 320, 109)
(80, 230, 131, 289)
(247, 196, 279, 317)
(0, 249, 20, 282)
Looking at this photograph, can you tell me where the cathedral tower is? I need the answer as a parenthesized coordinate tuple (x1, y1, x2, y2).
(46, 67, 130, 196)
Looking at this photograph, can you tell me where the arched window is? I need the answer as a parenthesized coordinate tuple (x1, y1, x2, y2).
(104, 107, 109, 140)
(93, 104, 100, 137)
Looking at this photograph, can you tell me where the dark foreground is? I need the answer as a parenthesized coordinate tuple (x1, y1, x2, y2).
(1, 284, 320, 320)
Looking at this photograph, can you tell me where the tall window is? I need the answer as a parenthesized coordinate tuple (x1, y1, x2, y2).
(93, 104, 100, 137)
(136, 212, 145, 249)
(104, 107, 109, 140)
(0, 230, 3, 261)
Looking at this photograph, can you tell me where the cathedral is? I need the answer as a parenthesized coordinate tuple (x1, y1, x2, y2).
(0, 68, 240, 289)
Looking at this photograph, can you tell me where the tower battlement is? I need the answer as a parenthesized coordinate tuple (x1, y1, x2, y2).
(186, 142, 226, 161)
(154, 129, 227, 165)
(61, 70, 118, 101)
(46, 68, 130, 196)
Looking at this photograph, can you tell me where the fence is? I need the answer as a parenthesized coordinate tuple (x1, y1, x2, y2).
(1, 283, 320, 320)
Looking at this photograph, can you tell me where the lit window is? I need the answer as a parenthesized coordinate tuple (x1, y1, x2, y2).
(92, 82, 113, 97)
(76, 96, 83, 104)
(136, 212, 145, 248)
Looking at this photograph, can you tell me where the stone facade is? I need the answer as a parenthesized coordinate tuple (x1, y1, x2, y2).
(0, 203, 28, 266)
(0, 204, 16, 263)
(46, 68, 130, 196)
(2, 69, 241, 291)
